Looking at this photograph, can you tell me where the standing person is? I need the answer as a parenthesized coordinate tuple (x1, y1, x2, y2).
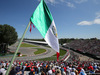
(74, 69, 79, 75)
(48, 67, 52, 75)
(41, 71, 45, 75)
(25, 64, 31, 71)
(0, 66, 2, 75)
(16, 64, 20, 73)
(55, 69, 61, 75)
(88, 64, 94, 74)
(79, 67, 87, 75)
(60, 65, 64, 75)
(42, 66, 46, 74)
(66, 66, 71, 75)
(9, 67, 17, 75)
(93, 64, 97, 71)
(16, 66, 24, 75)
(38, 65, 41, 74)
(29, 69, 35, 75)
(0, 66, 6, 75)
(71, 69, 76, 75)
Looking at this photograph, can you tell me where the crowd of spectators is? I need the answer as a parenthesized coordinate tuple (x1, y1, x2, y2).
(0, 60, 100, 75)
(64, 39, 100, 56)
(0, 39, 100, 75)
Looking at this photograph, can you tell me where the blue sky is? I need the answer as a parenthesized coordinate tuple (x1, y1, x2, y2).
(0, 0, 100, 39)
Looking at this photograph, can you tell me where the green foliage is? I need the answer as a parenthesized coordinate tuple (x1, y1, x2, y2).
(53, 49, 66, 56)
(59, 38, 99, 45)
(59, 38, 73, 45)
(34, 48, 46, 55)
(0, 52, 20, 56)
(37, 56, 63, 61)
(37, 49, 66, 61)
(20, 43, 38, 47)
(0, 24, 18, 53)
(0, 24, 18, 45)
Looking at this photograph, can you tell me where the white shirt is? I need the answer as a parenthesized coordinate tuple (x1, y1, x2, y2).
(2, 63, 6, 67)
(71, 72, 76, 75)
(0, 68, 5, 74)
(48, 70, 52, 75)
(81, 68, 87, 75)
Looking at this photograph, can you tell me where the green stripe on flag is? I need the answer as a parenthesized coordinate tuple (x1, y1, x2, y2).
(31, 0, 53, 38)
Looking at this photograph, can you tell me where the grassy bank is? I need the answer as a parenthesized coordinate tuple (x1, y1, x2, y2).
(20, 43, 38, 47)
(34, 48, 46, 55)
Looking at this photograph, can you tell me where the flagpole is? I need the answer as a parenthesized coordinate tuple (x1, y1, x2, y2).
(5, 22, 31, 75)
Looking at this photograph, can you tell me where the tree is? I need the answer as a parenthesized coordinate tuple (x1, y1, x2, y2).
(0, 24, 18, 53)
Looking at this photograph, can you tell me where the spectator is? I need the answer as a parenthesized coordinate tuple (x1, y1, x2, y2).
(29, 69, 35, 75)
(9, 67, 17, 75)
(0, 66, 5, 75)
(71, 68, 76, 75)
(55, 69, 61, 75)
(48, 67, 52, 75)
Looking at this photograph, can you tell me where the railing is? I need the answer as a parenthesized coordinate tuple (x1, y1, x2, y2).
(61, 49, 70, 61)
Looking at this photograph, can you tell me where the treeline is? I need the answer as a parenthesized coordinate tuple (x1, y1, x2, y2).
(0, 24, 18, 54)
(24, 37, 99, 45)
(59, 38, 99, 45)
(24, 38, 45, 41)
(59, 38, 75, 45)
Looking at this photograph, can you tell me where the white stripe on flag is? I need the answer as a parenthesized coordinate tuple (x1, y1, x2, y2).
(44, 20, 59, 52)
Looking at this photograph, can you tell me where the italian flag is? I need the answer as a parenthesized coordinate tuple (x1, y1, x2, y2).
(30, 0, 59, 61)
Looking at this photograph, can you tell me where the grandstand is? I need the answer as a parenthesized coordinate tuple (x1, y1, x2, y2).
(0, 59, 100, 75)
(0, 40, 100, 75)
(62, 39, 100, 60)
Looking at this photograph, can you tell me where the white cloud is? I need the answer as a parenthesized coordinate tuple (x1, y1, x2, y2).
(38, 0, 88, 8)
(38, 0, 57, 4)
(77, 21, 92, 25)
(59, 0, 75, 8)
(66, 2, 75, 8)
(96, 12, 100, 18)
(77, 11, 100, 26)
(77, 18, 100, 26)
(94, 19, 100, 24)
(59, 0, 88, 8)
(74, 0, 88, 4)
(47, 0, 57, 4)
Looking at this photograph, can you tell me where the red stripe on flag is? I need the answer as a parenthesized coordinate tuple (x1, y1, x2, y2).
(57, 52, 60, 62)
(30, 24, 32, 32)
(33, 25, 35, 28)
(29, 22, 35, 32)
